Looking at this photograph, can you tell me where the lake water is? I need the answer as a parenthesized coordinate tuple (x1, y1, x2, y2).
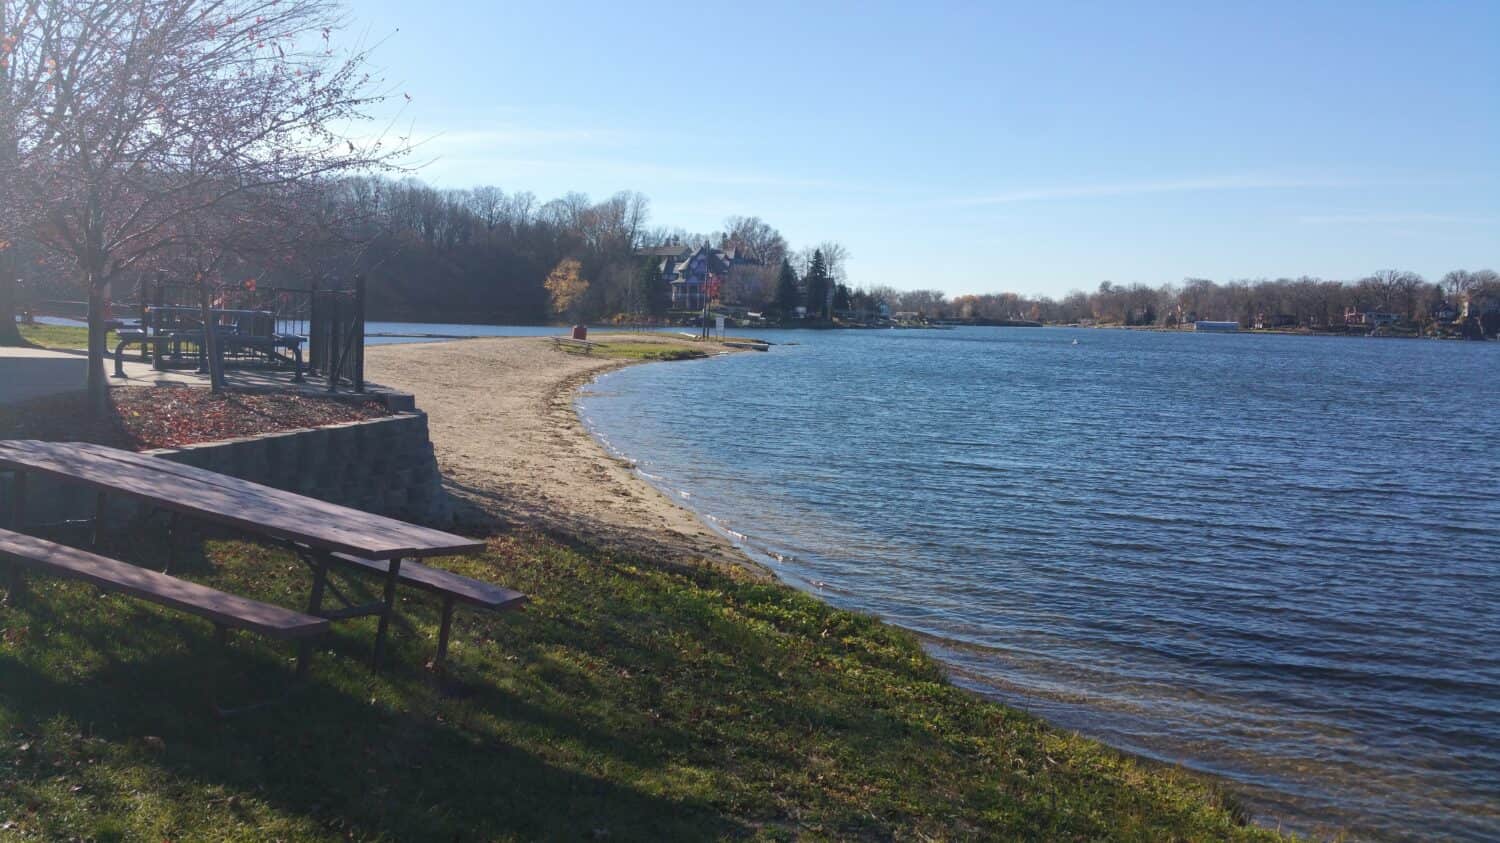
(363, 322, 564, 344)
(19, 316, 584, 345)
(576, 327, 1500, 842)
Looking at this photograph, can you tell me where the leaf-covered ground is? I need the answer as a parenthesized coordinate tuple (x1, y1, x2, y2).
(0, 387, 390, 451)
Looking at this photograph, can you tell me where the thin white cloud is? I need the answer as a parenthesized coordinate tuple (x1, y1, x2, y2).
(427, 126, 633, 148)
(1296, 212, 1500, 225)
(432, 155, 843, 190)
(945, 174, 1370, 207)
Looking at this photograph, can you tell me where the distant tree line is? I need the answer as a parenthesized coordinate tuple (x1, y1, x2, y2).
(308, 178, 850, 324)
(271, 177, 1500, 332)
(848, 271, 1500, 332)
(10, 156, 1494, 335)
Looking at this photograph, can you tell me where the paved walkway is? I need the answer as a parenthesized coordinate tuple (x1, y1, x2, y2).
(0, 347, 88, 404)
(2, 345, 400, 404)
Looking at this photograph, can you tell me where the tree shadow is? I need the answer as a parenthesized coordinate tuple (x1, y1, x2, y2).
(0, 639, 744, 840)
(0, 388, 138, 449)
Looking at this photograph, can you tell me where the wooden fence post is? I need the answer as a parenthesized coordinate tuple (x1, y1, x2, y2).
(308, 281, 322, 374)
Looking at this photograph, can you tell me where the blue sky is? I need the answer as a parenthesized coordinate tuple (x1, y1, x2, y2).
(352, 0, 1498, 297)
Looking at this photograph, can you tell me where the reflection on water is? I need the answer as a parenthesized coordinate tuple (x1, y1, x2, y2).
(577, 327, 1500, 842)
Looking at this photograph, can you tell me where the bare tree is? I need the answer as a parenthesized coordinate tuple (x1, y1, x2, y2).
(1442, 269, 1475, 299)
(896, 289, 946, 318)
(816, 240, 850, 285)
(1363, 269, 1425, 317)
(1, 0, 405, 411)
(721, 215, 787, 266)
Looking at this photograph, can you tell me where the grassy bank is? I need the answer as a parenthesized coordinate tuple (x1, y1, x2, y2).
(556, 336, 710, 361)
(0, 525, 1281, 840)
(14, 323, 117, 351)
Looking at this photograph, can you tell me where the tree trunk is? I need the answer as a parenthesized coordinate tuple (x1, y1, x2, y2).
(86, 284, 109, 416)
(198, 283, 223, 393)
(0, 252, 23, 346)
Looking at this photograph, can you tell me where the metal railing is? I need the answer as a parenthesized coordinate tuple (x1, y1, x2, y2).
(137, 276, 365, 391)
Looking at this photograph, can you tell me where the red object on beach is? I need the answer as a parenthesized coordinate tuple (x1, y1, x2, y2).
(572, 325, 588, 340)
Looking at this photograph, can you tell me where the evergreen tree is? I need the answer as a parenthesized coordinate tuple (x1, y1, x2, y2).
(637, 256, 670, 316)
(804, 250, 830, 320)
(774, 258, 800, 318)
(833, 283, 852, 313)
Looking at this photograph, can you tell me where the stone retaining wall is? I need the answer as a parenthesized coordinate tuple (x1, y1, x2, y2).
(3, 412, 453, 530)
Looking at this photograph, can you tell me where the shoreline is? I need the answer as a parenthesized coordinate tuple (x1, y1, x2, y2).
(0, 333, 1285, 839)
(366, 334, 1303, 836)
(364, 334, 768, 577)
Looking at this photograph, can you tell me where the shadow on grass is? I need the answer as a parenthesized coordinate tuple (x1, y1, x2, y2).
(0, 520, 751, 839)
(0, 611, 744, 841)
(0, 522, 1277, 841)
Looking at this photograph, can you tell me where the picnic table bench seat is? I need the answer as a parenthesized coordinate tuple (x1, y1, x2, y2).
(329, 552, 525, 666)
(0, 527, 327, 674)
(113, 319, 305, 382)
(550, 336, 597, 354)
(0, 440, 488, 671)
(113, 329, 173, 375)
(216, 332, 305, 381)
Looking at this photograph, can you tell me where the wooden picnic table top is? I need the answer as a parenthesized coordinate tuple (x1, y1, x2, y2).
(0, 440, 484, 561)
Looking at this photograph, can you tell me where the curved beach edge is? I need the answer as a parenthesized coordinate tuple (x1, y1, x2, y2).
(362, 333, 1286, 838)
(364, 333, 773, 579)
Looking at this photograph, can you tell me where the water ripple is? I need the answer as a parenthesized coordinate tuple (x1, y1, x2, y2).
(578, 327, 1500, 842)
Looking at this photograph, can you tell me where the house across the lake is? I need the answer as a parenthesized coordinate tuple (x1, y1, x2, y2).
(1462, 291, 1500, 319)
(1194, 320, 1239, 332)
(1344, 309, 1400, 328)
(636, 243, 762, 311)
(1254, 312, 1297, 330)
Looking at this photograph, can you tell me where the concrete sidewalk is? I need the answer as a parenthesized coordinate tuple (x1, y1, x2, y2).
(2, 345, 409, 408)
(0, 347, 88, 404)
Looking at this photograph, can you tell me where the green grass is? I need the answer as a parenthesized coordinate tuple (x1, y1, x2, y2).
(558, 339, 709, 361)
(0, 526, 1283, 841)
(15, 323, 117, 351)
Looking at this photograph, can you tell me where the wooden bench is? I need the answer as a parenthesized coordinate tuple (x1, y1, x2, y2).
(115, 324, 305, 382)
(216, 332, 306, 382)
(112, 330, 174, 377)
(328, 553, 525, 666)
(550, 336, 597, 354)
(0, 527, 328, 676)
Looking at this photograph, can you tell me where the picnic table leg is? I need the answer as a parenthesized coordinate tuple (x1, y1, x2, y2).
(91, 491, 107, 549)
(436, 595, 456, 669)
(112, 339, 129, 378)
(305, 554, 329, 615)
(371, 556, 404, 668)
(4, 471, 28, 602)
(6, 470, 25, 530)
(165, 511, 180, 574)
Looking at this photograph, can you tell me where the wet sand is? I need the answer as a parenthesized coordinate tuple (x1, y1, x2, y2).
(364, 334, 765, 575)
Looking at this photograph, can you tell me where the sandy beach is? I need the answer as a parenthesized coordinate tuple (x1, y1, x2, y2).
(365, 334, 764, 575)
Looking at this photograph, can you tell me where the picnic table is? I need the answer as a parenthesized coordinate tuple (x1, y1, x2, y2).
(115, 305, 305, 381)
(0, 440, 485, 667)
